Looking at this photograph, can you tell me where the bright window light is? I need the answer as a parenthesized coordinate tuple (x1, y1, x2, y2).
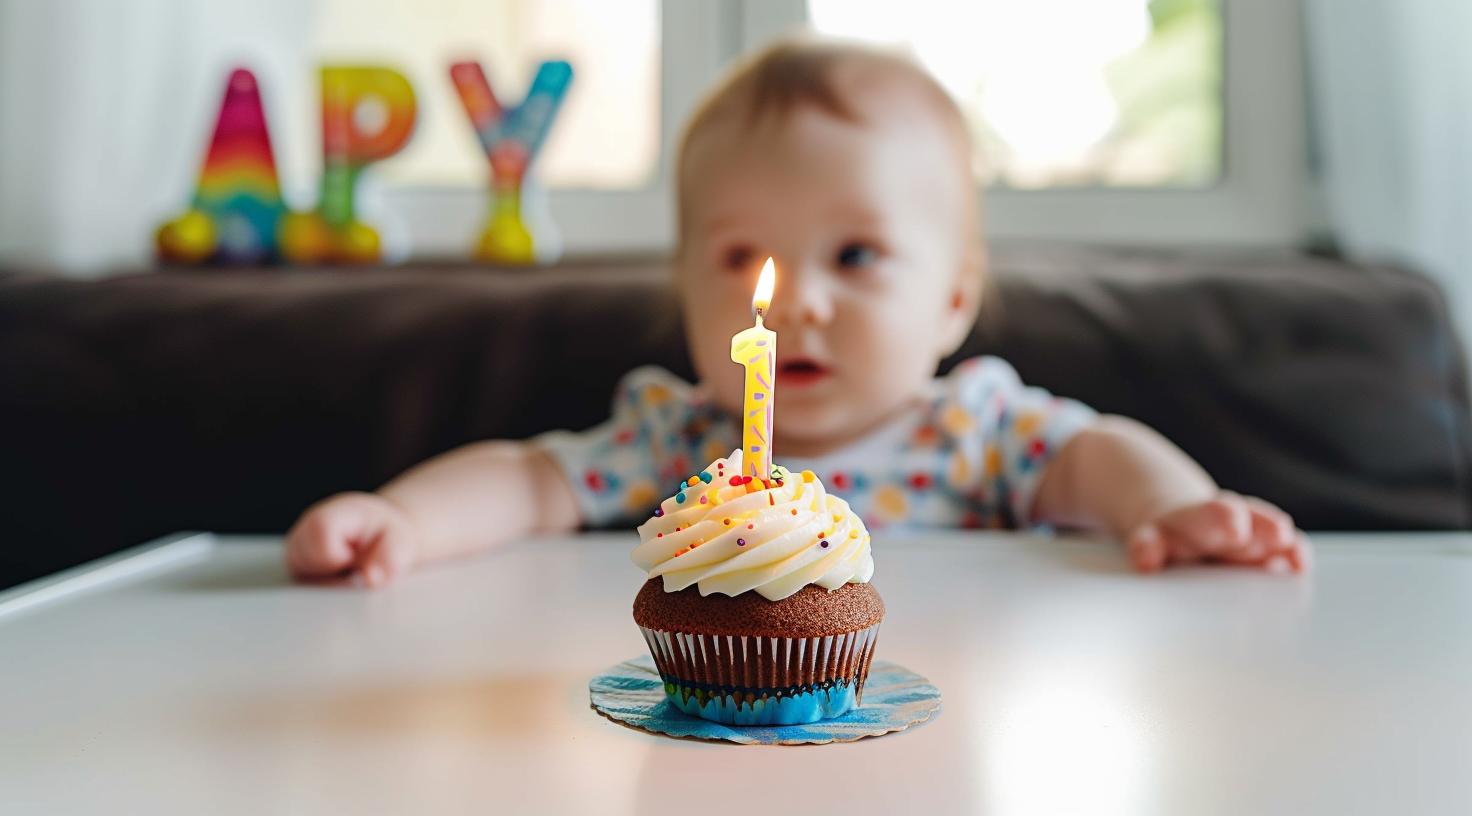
(809, 0, 1222, 189)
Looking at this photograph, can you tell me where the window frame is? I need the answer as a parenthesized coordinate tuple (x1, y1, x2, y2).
(389, 0, 1308, 256)
(750, 0, 1309, 247)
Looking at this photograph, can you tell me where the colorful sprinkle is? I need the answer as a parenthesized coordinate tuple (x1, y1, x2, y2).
(687, 476, 700, 487)
(699, 471, 713, 483)
(699, 495, 707, 504)
(747, 523, 754, 529)
(654, 508, 664, 517)
(820, 540, 830, 549)
(676, 494, 686, 504)
(849, 530, 859, 538)
(790, 509, 798, 515)
(723, 518, 732, 525)
(736, 538, 746, 546)
(729, 476, 743, 486)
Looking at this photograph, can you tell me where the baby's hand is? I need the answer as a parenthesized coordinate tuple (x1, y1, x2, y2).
(285, 492, 418, 588)
(1125, 492, 1311, 574)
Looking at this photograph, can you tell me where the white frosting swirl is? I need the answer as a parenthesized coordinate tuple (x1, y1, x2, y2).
(632, 450, 874, 601)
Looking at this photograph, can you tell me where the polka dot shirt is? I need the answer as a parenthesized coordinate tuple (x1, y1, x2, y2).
(536, 356, 1098, 530)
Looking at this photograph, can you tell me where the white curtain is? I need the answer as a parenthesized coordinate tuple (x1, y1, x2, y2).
(0, 0, 315, 274)
(1304, 0, 1472, 356)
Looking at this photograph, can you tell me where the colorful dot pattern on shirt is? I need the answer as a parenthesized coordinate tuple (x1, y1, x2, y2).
(536, 357, 1097, 530)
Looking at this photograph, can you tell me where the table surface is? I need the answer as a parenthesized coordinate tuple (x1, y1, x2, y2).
(2, 531, 1470, 815)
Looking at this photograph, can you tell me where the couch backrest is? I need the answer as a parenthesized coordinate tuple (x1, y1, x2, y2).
(2, 245, 1468, 587)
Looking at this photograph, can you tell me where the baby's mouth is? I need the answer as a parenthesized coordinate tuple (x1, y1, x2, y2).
(776, 358, 832, 387)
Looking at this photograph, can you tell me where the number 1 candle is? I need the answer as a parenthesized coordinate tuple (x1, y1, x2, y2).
(731, 257, 778, 480)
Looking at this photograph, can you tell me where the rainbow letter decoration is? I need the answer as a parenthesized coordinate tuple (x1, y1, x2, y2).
(156, 69, 287, 264)
(279, 66, 417, 264)
(449, 59, 573, 264)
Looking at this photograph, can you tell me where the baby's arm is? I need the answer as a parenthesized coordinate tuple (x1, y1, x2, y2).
(285, 441, 579, 587)
(1032, 416, 1311, 573)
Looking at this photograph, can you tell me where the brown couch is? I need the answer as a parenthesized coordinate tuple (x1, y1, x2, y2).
(2, 244, 1469, 589)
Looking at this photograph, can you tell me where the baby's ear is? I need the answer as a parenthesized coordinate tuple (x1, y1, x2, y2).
(937, 250, 985, 356)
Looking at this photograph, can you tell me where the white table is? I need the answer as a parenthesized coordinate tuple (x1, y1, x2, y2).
(2, 532, 1470, 815)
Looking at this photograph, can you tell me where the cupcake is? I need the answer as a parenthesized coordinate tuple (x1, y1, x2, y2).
(631, 450, 883, 725)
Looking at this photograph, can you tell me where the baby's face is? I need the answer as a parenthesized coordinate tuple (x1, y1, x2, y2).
(678, 89, 979, 455)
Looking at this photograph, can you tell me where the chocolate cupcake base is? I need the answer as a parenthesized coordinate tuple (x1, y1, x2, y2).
(638, 624, 880, 725)
(632, 581, 885, 726)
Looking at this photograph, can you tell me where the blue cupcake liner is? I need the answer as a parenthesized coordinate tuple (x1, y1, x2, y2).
(637, 624, 881, 725)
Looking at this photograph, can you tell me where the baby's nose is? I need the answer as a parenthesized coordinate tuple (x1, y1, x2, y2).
(764, 265, 833, 329)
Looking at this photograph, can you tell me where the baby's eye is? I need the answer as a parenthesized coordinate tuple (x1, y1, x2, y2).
(835, 242, 879, 270)
(721, 245, 755, 272)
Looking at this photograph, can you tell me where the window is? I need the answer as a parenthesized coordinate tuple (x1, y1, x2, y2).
(758, 0, 1307, 246)
(297, 0, 1304, 254)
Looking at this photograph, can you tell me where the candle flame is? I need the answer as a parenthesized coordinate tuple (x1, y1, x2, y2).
(752, 257, 776, 317)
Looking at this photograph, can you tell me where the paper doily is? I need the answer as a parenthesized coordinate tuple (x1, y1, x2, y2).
(589, 654, 941, 745)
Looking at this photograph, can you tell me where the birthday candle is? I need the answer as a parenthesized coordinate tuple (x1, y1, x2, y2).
(730, 258, 778, 480)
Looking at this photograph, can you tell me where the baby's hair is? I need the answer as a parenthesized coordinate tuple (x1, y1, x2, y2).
(674, 35, 985, 285)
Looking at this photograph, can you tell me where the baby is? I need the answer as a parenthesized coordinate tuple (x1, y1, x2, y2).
(286, 38, 1310, 586)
